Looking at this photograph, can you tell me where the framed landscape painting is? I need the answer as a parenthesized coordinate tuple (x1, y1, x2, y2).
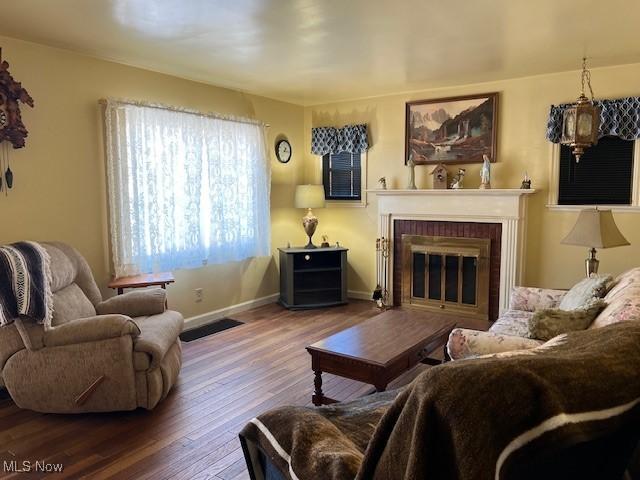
(405, 92, 498, 164)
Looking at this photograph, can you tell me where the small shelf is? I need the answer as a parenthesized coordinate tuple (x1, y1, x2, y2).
(295, 287, 341, 294)
(293, 267, 342, 274)
(280, 299, 347, 310)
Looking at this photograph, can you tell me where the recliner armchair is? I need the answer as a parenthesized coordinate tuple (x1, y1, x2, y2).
(0, 242, 183, 413)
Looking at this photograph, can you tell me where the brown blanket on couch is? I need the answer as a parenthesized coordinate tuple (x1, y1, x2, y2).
(240, 322, 640, 480)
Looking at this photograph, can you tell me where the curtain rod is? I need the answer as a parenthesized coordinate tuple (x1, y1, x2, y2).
(98, 98, 270, 127)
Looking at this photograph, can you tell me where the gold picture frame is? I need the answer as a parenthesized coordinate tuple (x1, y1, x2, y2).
(405, 92, 498, 165)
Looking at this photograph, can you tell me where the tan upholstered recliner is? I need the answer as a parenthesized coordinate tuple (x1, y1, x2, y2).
(0, 242, 183, 413)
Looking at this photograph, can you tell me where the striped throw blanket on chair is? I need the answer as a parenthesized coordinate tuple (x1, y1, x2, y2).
(0, 241, 53, 327)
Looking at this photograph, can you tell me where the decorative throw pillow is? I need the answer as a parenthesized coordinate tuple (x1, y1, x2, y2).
(591, 298, 640, 329)
(527, 299, 607, 341)
(558, 274, 612, 311)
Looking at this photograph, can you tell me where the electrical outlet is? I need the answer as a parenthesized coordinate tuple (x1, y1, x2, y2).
(194, 288, 203, 303)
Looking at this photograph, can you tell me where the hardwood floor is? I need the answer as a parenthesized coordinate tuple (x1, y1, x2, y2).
(0, 301, 465, 479)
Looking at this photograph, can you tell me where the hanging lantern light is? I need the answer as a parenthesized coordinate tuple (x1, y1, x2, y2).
(560, 57, 600, 162)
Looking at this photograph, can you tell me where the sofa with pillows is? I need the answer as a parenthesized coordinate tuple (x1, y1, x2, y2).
(447, 267, 640, 360)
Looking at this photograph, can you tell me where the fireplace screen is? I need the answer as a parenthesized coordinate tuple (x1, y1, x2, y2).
(402, 235, 490, 320)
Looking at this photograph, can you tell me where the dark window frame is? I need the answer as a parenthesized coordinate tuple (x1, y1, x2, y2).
(322, 151, 362, 201)
(558, 136, 635, 206)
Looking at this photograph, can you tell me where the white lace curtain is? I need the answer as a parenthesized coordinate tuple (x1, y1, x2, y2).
(104, 100, 271, 277)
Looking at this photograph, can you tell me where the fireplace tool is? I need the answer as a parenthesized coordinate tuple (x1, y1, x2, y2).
(373, 238, 383, 301)
(373, 237, 390, 309)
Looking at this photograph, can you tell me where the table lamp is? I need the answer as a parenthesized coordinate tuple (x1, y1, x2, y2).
(294, 184, 325, 248)
(561, 208, 629, 277)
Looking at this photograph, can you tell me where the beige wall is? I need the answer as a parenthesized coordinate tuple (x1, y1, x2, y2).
(3, 33, 640, 317)
(0, 36, 304, 318)
(303, 63, 640, 293)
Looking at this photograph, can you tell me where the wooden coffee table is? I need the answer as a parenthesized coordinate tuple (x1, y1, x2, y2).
(306, 309, 456, 406)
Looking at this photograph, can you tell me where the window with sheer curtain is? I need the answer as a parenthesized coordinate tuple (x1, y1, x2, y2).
(104, 100, 271, 277)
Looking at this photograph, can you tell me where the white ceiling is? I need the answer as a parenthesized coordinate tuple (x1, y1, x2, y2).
(1, 0, 639, 105)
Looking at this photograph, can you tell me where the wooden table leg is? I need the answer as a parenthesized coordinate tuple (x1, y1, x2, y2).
(312, 370, 324, 406)
(374, 383, 388, 393)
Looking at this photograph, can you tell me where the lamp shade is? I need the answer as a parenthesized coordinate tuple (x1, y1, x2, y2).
(294, 185, 325, 209)
(561, 208, 629, 248)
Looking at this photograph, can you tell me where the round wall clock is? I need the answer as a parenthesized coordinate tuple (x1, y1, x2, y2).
(275, 139, 292, 163)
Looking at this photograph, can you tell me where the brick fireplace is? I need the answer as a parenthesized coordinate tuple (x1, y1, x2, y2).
(371, 188, 535, 319)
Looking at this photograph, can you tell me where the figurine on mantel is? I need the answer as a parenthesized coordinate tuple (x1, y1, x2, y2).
(450, 168, 466, 189)
(479, 154, 491, 189)
(378, 177, 387, 190)
(520, 171, 532, 189)
(406, 153, 417, 190)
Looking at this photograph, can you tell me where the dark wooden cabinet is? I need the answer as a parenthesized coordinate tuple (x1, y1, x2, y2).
(278, 247, 348, 309)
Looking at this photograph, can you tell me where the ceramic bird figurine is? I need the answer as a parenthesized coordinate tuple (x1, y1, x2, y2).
(451, 168, 466, 189)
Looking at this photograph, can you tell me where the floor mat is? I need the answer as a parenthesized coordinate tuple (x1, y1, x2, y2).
(180, 318, 244, 342)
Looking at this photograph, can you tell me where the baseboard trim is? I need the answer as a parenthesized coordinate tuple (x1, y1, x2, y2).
(348, 290, 372, 300)
(184, 290, 372, 331)
(183, 293, 279, 331)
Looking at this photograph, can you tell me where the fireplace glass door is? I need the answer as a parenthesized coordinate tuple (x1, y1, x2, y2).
(402, 235, 490, 320)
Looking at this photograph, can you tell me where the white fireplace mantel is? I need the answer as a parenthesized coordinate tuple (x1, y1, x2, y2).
(368, 189, 536, 313)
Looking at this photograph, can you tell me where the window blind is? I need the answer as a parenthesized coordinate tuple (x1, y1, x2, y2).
(558, 136, 634, 205)
(322, 152, 361, 200)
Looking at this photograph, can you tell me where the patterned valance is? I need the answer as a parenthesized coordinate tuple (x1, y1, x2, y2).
(311, 124, 369, 155)
(546, 97, 640, 143)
